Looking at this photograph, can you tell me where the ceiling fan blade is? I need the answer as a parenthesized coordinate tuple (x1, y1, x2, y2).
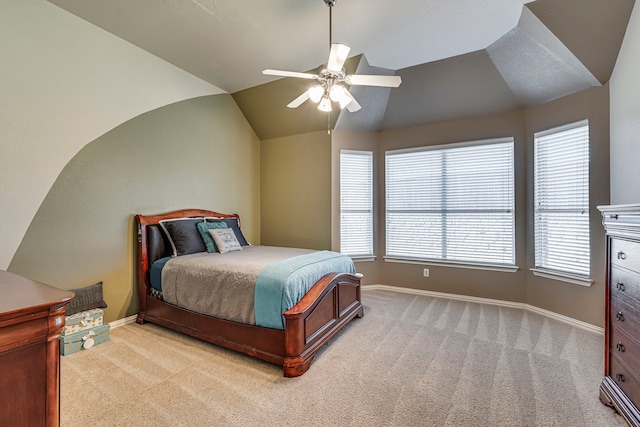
(341, 89, 361, 112)
(263, 69, 318, 80)
(286, 92, 310, 108)
(347, 74, 402, 88)
(327, 43, 351, 73)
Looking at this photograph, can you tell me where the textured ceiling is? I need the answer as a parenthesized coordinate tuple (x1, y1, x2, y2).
(48, 0, 635, 139)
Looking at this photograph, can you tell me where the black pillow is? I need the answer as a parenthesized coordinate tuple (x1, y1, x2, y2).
(159, 218, 206, 256)
(66, 282, 108, 315)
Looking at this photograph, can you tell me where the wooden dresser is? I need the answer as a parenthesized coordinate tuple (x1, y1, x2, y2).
(599, 204, 640, 426)
(0, 270, 74, 427)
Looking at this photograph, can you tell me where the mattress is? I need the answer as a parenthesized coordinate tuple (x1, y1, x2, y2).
(154, 246, 356, 329)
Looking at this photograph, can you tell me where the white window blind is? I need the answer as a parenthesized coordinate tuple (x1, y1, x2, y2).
(385, 139, 515, 266)
(534, 120, 590, 278)
(340, 150, 373, 257)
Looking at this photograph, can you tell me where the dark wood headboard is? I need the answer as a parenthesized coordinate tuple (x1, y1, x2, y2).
(134, 209, 241, 308)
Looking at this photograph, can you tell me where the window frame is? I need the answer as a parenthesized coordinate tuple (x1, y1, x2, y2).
(339, 149, 375, 260)
(532, 119, 592, 286)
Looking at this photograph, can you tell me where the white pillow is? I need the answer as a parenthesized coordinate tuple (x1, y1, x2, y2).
(209, 228, 242, 254)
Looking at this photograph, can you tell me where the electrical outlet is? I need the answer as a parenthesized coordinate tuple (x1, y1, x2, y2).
(423, 268, 430, 277)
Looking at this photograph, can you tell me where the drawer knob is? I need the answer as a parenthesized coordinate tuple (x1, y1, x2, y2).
(617, 281, 625, 291)
(616, 373, 625, 382)
(617, 342, 626, 352)
(617, 311, 625, 321)
(610, 214, 619, 220)
(618, 251, 627, 260)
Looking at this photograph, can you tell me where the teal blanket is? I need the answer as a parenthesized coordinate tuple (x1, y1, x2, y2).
(254, 250, 356, 329)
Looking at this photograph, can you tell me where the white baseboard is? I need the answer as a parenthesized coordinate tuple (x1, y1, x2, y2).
(109, 287, 603, 335)
(362, 284, 604, 335)
(109, 314, 137, 329)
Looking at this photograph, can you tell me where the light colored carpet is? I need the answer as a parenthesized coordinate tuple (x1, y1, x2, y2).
(61, 289, 626, 426)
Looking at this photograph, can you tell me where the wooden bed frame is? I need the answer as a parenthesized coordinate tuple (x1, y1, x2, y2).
(135, 209, 363, 377)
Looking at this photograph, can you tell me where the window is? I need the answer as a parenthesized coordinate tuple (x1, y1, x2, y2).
(534, 120, 590, 281)
(385, 138, 515, 267)
(340, 150, 374, 258)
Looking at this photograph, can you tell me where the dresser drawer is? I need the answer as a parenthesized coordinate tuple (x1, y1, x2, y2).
(610, 326, 640, 376)
(603, 211, 640, 228)
(610, 292, 640, 340)
(610, 354, 640, 406)
(611, 266, 640, 307)
(611, 238, 640, 274)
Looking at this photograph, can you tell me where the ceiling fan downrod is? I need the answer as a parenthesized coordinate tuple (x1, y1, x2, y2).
(324, 0, 336, 48)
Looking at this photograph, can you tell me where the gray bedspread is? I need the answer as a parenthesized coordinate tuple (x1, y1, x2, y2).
(161, 246, 315, 325)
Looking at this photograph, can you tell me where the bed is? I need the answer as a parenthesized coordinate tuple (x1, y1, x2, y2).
(135, 209, 363, 377)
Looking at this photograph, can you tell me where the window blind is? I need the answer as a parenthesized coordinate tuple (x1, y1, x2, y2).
(340, 150, 373, 257)
(385, 139, 515, 265)
(534, 120, 590, 277)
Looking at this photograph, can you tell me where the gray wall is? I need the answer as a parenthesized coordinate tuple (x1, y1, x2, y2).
(9, 95, 260, 322)
(375, 110, 528, 304)
(524, 86, 610, 325)
(331, 86, 610, 327)
(610, 2, 640, 204)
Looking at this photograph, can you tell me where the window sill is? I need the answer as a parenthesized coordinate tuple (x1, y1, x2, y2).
(383, 256, 519, 273)
(349, 255, 376, 262)
(530, 268, 593, 287)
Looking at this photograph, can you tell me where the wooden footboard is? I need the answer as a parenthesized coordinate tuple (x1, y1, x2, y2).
(283, 272, 363, 376)
(137, 271, 362, 377)
(135, 209, 363, 377)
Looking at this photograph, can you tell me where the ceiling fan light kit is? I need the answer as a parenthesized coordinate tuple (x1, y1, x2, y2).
(262, 0, 401, 114)
(329, 85, 350, 108)
(309, 85, 325, 103)
(318, 96, 333, 112)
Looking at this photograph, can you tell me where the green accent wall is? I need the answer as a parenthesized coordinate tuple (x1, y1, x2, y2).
(8, 94, 260, 323)
(260, 131, 331, 250)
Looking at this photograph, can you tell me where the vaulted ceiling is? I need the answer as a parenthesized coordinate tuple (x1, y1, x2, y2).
(48, 0, 635, 139)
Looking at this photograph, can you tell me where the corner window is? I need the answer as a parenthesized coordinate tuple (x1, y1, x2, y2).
(340, 150, 374, 258)
(533, 120, 590, 281)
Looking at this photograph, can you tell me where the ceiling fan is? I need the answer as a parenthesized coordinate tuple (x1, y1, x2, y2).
(262, 0, 402, 113)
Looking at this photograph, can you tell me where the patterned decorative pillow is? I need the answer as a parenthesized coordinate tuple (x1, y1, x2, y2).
(66, 282, 108, 315)
(158, 218, 206, 257)
(204, 217, 250, 246)
(209, 228, 243, 254)
(196, 221, 228, 253)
